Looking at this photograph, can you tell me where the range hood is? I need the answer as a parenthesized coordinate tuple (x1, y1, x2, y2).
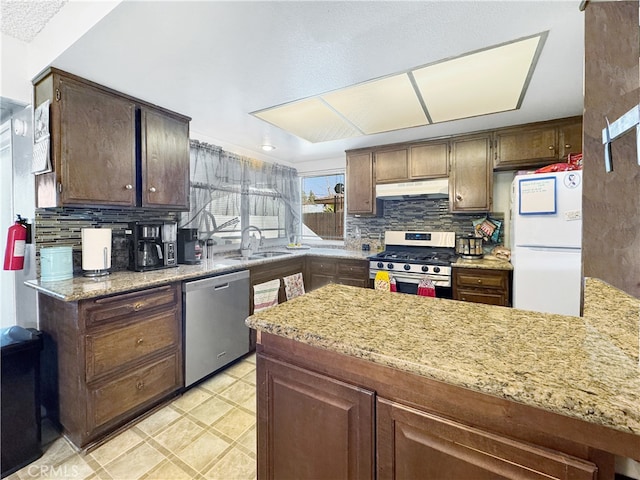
(375, 178, 449, 200)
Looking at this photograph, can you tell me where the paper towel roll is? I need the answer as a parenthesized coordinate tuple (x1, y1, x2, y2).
(82, 228, 112, 273)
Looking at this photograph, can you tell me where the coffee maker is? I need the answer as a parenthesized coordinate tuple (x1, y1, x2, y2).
(177, 228, 202, 265)
(128, 221, 177, 271)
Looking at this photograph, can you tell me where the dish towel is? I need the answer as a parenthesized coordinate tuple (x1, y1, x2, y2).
(374, 271, 391, 291)
(253, 279, 281, 312)
(283, 272, 305, 300)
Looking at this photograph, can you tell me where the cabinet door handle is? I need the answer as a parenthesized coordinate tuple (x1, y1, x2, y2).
(149, 186, 157, 193)
(548, 145, 554, 150)
(136, 337, 144, 346)
(133, 302, 144, 311)
(456, 194, 462, 201)
(125, 184, 133, 190)
(136, 381, 145, 390)
(565, 144, 571, 149)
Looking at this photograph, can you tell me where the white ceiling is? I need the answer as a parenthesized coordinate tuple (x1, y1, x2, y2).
(2, 1, 585, 168)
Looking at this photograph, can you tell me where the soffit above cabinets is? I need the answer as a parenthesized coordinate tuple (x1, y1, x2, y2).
(252, 32, 547, 144)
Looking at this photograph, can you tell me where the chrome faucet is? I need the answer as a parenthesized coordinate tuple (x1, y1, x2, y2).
(241, 225, 264, 255)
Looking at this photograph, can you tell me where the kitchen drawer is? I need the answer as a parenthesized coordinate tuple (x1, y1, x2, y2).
(337, 261, 368, 277)
(86, 309, 179, 381)
(309, 259, 337, 275)
(454, 269, 507, 290)
(90, 352, 180, 430)
(454, 288, 507, 306)
(84, 284, 179, 328)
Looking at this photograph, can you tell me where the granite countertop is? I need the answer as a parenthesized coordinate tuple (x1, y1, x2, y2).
(453, 255, 513, 270)
(246, 279, 639, 436)
(24, 247, 370, 302)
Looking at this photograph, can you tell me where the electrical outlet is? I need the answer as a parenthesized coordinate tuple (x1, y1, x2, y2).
(564, 210, 581, 221)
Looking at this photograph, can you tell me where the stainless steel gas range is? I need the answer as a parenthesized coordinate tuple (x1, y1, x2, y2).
(368, 231, 457, 297)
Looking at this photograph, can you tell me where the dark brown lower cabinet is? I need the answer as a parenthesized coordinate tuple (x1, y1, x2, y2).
(377, 398, 597, 480)
(306, 256, 370, 291)
(257, 355, 374, 480)
(257, 333, 637, 480)
(39, 284, 183, 450)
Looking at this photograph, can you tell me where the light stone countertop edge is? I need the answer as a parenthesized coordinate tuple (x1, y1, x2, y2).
(247, 281, 640, 437)
(24, 247, 371, 302)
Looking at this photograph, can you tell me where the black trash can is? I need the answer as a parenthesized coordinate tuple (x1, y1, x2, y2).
(1, 327, 43, 478)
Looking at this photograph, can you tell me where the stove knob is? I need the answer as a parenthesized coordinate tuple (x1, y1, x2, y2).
(377, 262, 384, 269)
(404, 264, 411, 271)
(421, 265, 429, 272)
(387, 263, 394, 270)
(433, 266, 441, 273)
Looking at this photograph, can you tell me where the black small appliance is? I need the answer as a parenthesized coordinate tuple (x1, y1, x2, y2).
(128, 221, 177, 271)
(178, 228, 202, 265)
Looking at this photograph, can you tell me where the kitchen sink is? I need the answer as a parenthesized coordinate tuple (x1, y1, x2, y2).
(255, 251, 292, 258)
(224, 251, 292, 261)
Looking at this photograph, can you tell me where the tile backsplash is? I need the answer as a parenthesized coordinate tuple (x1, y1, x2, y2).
(35, 207, 180, 274)
(345, 197, 504, 251)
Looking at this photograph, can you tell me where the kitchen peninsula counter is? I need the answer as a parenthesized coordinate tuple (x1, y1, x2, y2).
(25, 247, 370, 301)
(247, 280, 640, 466)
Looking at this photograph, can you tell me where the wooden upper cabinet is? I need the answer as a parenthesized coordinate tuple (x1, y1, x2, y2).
(374, 142, 449, 184)
(494, 116, 583, 170)
(450, 134, 492, 213)
(494, 125, 557, 169)
(374, 148, 408, 183)
(33, 68, 190, 210)
(558, 120, 583, 159)
(140, 108, 190, 209)
(45, 75, 137, 207)
(346, 151, 381, 215)
(409, 142, 449, 179)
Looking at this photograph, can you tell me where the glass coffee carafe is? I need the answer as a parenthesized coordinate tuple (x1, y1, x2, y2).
(128, 221, 177, 271)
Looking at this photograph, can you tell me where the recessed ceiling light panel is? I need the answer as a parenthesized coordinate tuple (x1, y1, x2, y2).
(412, 34, 545, 123)
(251, 32, 547, 143)
(253, 97, 361, 143)
(322, 74, 428, 135)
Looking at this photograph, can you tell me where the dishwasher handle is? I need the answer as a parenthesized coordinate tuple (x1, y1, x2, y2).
(183, 269, 249, 293)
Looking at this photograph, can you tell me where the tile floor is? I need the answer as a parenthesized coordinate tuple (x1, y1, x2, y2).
(7, 354, 257, 480)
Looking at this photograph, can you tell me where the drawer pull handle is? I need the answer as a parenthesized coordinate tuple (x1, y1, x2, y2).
(136, 381, 145, 390)
(477, 279, 482, 284)
(136, 337, 144, 346)
(133, 302, 144, 311)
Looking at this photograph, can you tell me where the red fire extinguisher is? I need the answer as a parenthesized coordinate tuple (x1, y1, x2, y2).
(4, 215, 28, 271)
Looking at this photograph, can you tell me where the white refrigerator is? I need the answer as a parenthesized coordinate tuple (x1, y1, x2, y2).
(510, 170, 582, 316)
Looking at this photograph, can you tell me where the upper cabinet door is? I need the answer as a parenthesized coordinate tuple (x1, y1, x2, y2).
(494, 126, 557, 170)
(375, 149, 409, 183)
(140, 108, 190, 210)
(450, 135, 492, 213)
(409, 142, 449, 179)
(346, 152, 380, 215)
(557, 120, 582, 159)
(58, 77, 136, 207)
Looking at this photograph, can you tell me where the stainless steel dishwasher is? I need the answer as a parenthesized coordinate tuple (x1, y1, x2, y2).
(183, 270, 250, 387)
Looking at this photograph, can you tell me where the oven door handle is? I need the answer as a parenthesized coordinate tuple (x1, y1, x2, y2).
(369, 271, 450, 287)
